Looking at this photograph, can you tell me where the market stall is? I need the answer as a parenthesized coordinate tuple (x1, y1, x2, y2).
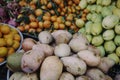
(0, 0, 120, 80)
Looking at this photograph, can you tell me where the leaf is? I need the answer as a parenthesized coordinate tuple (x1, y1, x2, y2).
(37, 15, 43, 21)
(36, 1, 41, 8)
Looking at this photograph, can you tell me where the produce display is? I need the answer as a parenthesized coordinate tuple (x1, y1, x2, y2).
(0, 0, 120, 80)
(7, 30, 117, 80)
(0, 23, 23, 64)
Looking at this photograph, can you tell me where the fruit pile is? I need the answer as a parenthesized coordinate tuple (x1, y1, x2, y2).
(16, 0, 89, 34)
(0, 23, 22, 63)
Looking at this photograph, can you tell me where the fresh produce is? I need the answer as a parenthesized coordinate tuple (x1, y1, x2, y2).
(69, 33, 89, 52)
(54, 43, 71, 57)
(77, 50, 101, 67)
(114, 35, 120, 46)
(59, 72, 75, 80)
(8, 30, 116, 80)
(61, 56, 87, 76)
(0, 23, 22, 63)
(117, 0, 120, 8)
(22, 38, 36, 51)
(32, 43, 54, 57)
(114, 23, 120, 34)
(76, 76, 91, 80)
(21, 49, 45, 73)
(52, 30, 72, 44)
(20, 73, 38, 80)
(9, 72, 25, 80)
(38, 31, 53, 44)
(116, 47, 120, 57)
(75, 19, 85, 28)
(7, 52, 24, 72)
(86, 68, 112, 80)
(98, 57, 115, 73)
(40, 56, 63, 80)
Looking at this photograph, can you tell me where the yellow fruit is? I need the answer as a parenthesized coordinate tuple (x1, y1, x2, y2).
(12, 40, 20, 50)
(4, 33, 14, 39)
(0, 38, 6, 47)
(7, 47, 15, 56)
(0, 32, 2, 38)
(0, 47, 8, 57)
(13, 34, 21, 42)
(0, 24, 10, 34)
(6, 38, 14, 47)
(11, 28, 18, 34)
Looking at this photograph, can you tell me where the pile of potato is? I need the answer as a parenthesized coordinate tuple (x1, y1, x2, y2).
(8, 30, 118, 80)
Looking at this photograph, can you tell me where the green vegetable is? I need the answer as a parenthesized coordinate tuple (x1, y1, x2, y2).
(78, 27, 85, 34)
(97, 46, 105, 57)
(101, 7, 112, 17)
(87, 0, 96, 4)
(116, 47, 120, 57)
(85, 21, 93, 34)
(115, 23, 120, 34)
(96, 0, 102, 5)
(117, 0, 120, 8)
(114, 35, 120, 46)
(91, 23, 102, 35)
(79, 0, 87, 9)
(113, 8, 120, 18)
(102, 15, 119, 29)
(90, 5, 97, 13)
(101, 0, 111, 6)
(86, 13, 92, 20)
(102, 30, 115, 40)
(75, 19, 85, 28)
(108, 53, 120, 64)
(91, 13, 102, 22)
(104, 41, 116, 53)
(85, 34, 92, 43)
(96, 5, 103, 13)
(92, 35, 104, 46)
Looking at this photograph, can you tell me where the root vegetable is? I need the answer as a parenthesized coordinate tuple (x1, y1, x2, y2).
(98, 57, 115, 73)
(21, 50, 45, 73)
(32, 44, 54, 57)
(76, 76, 91, 80)
(38, 31, 53, 44)
(40, 56, 63, 80)
(51, 30, 72, 44)
(9, 72, 25, 80)
(7, 52, 24, 72)
(86, 68, 105, 80)
(59, 72, 75, 80)
(54, 43, 71, 57)
(77, 50, 101, 67)
(61, 56, 87, 76)
(22, 38, 36, 51)
(69, 33, 89, 52)
(20, 73, 38, 80)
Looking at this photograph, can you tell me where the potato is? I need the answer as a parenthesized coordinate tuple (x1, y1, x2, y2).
(69, 34, 89, 52)
(77, 50, 101, 67)
(9, 72, 25, 80)
(7, 52, 24, 72)
(38, 31, 53, 44)
(61, 56, 87, 76)
(98, 57, 115, 73)
(32, 44, 54, 57)
(54, 43, 71, 57)
(86, 68, 105, 80)
(104, 75, 113, 80)
(20, 73, 38, 80)
(40, 56, 63, 80)
(59, 72, 75, 80)
(51, 30, 72, 44)
(76, 76, 91, 80)
(21, 49, 45, 73)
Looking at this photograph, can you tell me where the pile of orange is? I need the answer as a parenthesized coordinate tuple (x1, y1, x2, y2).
(0, 24, 21, 63)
